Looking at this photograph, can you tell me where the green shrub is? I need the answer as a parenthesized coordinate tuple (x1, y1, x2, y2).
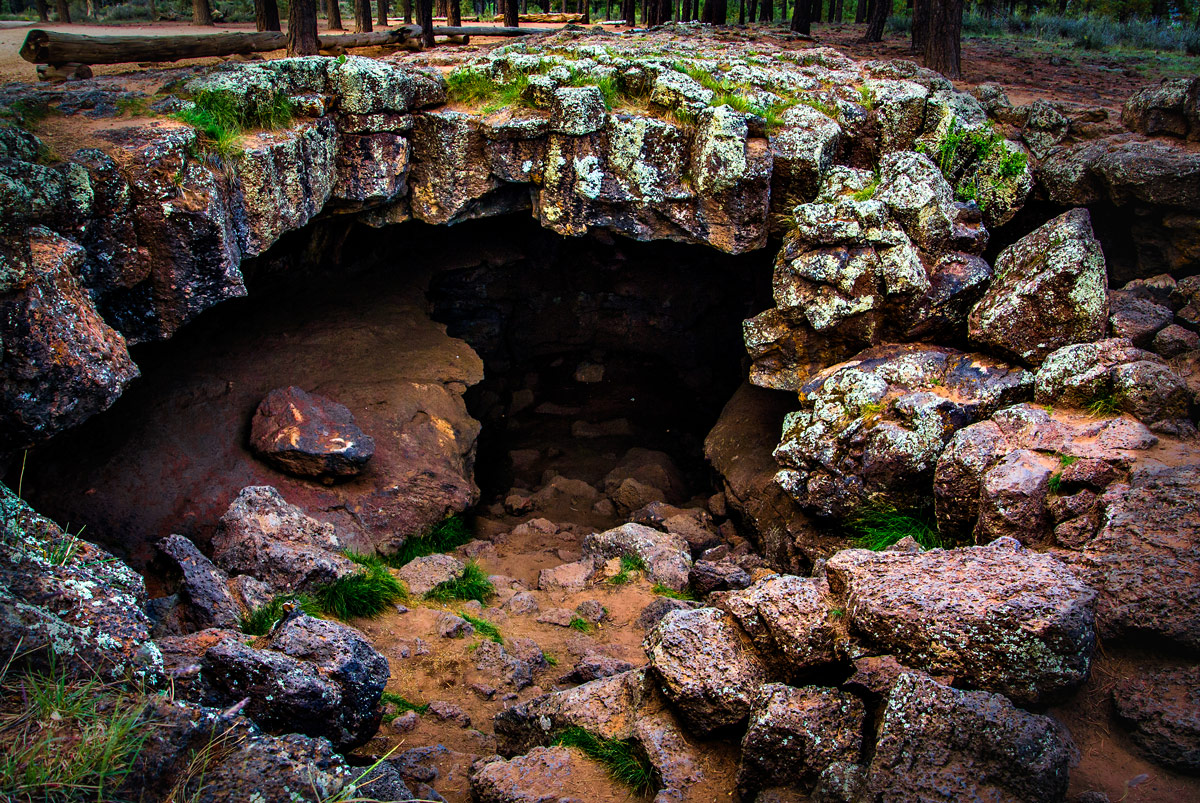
(849, 507, 942, 551)
(553, 727, 657, 796)
(651, 584, 698, 601)
(425, 560, 494, 603)
(608, 553, 647, 585)
(314, 564, 407, 620)
(460, 611, 503, 643)
(568, 616, 592, 633)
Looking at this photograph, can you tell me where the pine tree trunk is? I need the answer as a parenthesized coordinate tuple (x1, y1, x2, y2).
(328, 0, 346, 28)
(54, 0, 69, 21)
(378, 0, 390, 26)
(256, 0, 282, 31)
(34, 0, 48, 22)
(149, 0, 159, 20)
(288, 0, 320, 54)
(923, 0, 962, 77)
(854, 0, 865, 22)
(448, 0, 461, 24)
(419, 0, 434, 43)
(401, 0, 411, 24)
(789, 0, 808, 33)
(809, 0, 819, 24)
(354, 0, 372, 30)
(504, 0, 519, 25)
(192, 0, 212, 25)
(833, 0, 841, 21)
(861, 0, 886, 40)
(911, 0, 927, 52)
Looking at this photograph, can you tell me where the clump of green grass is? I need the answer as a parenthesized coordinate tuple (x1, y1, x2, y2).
(849, 507, 941, 551)
(0, 661, 152, 802)
(851, 175, 881, 202)
(1059, 454, 1080, 468)
(115, 95, 151, 117)
(239, 592, 322, 635)
(379, 691, 429, 722)
(460, 611, 503, 643)
(425, 560, 494, 603)
(553, 727, 657, 796)
(543, 652, 559, 667)
(1086, 391, 1122, 418)
(313, 563, 407, 621)
(385, 515, 473, 568)
(608, 553, 647, 585)
(651, 584, 699, 601)
(446, 69, 500, 104)
(568, 616, 592, 633)
(176, 88, 293, 160)
(797, 95, 839, 120)
(858, 84, 875, 111)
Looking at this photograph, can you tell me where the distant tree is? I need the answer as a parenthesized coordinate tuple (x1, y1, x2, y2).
(861, 0, 886, 40)
(289, 0, 321, 53)
(354, 0, 373, 29)
(504, 0, 519, 25)
(378, 0, 390, 26)
(34, 0, 48, 22)
(790, 0, 809, 32)
(192, 0, 213, 25)
(923, 0, 963, 77)
(55, 0, 69, 21)
(419, 0, 434, 45)
(326, 0, 346, 29)
(912, 0, 928, 52)
(256, 0, 282, 31)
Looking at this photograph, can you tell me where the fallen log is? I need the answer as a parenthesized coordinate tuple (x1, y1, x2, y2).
(431, 25, 555, 36)
(19, 25, 421, 66)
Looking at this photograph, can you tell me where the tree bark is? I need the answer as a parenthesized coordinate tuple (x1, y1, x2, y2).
(861, 0, 886, 40)
(354, 0, 373, 30)
(504, 0, 519, 25)
(911, 0, 927, 52)
(256, 0, 282, 31)
(192, 0, 212, 25)
(923, 0, 962, 78)
(328, 0, 346, 28)
(288, 0, 321, 54)
(448, 0, 461, 24)
(789, 0, 808, 33)
(419, 0, 435, 44)
(34, 0, 48, 22)
(402, 0, 411, 23)
(854, 0, 865, 22)
(55, 0, 69, 21)
(379, 0, 390, 26)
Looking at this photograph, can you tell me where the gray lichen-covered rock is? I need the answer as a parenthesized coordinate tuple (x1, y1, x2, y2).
(1121, 77, 1200, 140)
(773, 343, 1032, 520)
(865, 671, 1074, 803)
(714, 574, 839, 672)
(0, 483, 162, 682)
(969, 208, 1108, 367)
(1112, 665, 1200, 773)
(202, 613, 388, 750)
(210, 485, 358, 593)
(583, 522, 692, 591)
(644, 607, 768, 733)
(737, 684, 864, 798)
(1034, 338, 1195, 436)
(825, 537, 1096, 705)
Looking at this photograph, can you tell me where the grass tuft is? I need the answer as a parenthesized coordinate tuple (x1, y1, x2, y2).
(553, 727, 657, 796)
(460, 611, 503, 643)
(568, 616, 592, 633)
(1086, 391, 1122, 418)
(425, 560, 495, 603)
(849, 507, 941, 551)
(175, 88, 293, 161)
(608, 553, 647, 586)
(313, 564, 407, 621)
(239, 592, 322, 636)
(851, 175, 881, 202)
(651, 584, 698, 601)
(385, 515, 473, 568)
(380, 691, 429, 722)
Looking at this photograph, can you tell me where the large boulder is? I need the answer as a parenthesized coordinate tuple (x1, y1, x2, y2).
(1112, 665, 1200, 773)
(210, 486, 358, 593)
(1034, 338, 1195, 436)
(969, 208, 1108, 367)
(644, 607, 768, 734)
(470, 746, 628, 803)
(865, 671, 1074, 803)
(773, 343, 1032, 519)
(1121, 77, 1200, 140)
(714, 574, 839, 673)
(934, 403, 1159, 545)
(202, 612, 388, 750)
(249, 386, 376, 481)
(825, 537, 1096, 705)
(737, 684, 864, 798)
(583, 523, 692, 591)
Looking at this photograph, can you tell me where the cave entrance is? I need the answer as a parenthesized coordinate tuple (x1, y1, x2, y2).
(9, 214, 774, 569)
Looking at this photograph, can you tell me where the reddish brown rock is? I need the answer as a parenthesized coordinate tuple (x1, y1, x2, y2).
(1112, 665, 1200, 773)
(250, 386, 375, 481)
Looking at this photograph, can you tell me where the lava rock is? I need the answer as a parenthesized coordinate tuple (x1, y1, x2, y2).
(584, 523, 692, 592)
(210, 486, 358, 594)
(396, 553, 465, 596)
(470, 746, 611, 803)
(688, 560, 752, 596)
(249, 386, 375, 481)
(826, 537, 1096, 705)
(714, 574, 839, 673)
(737, 684, 865, 797)
(969, 208, 1108, 367)
(1112, 665, 1200, 773)
(866, 671, 1074, 803)
(156, 534, 241, 632)
(644, 607, 768, 734)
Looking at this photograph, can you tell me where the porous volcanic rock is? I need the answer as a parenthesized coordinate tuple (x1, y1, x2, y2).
(583, 522, 692, 592)
(1121, 77, 1200, 140)
(396, 553, 466, 595)
(470, 746, 623, 803)
(250, 386, 376, 481)
(1112, 665, 1200, 773)
(714, 574, 839, 673)
(210, 486, 358, 593)
(825, 537, 1096, 705)
(773, 343, 1032, 520)
(968, 208, 1108, 367)
(737, 684, 865, 798)
(155, 534, 241, 632)
(865, 671, 1074, 803)
(644, 607, 768, 733)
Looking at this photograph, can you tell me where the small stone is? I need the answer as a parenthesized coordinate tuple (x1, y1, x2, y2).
(536, 608, 576, 627)
(437, 613, 474, 639)
(428, 700, 471, 727)
(575, 600, 606, 623)
(503, 591, 540, 615)
(392, 710, 420, 733)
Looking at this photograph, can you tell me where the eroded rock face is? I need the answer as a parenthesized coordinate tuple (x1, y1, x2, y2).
(969, 208, 1108, 367)
(866, 671, 1074, 803)
(1121, 77, 1200, 141)
(210, 485, 358, 593)
(644, 607, 768, 734)
(155, 534, 241, 632)
(250, 386, 376, 480)
(826, 537, 1096, 704)
(773, 343, 1032, 520)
